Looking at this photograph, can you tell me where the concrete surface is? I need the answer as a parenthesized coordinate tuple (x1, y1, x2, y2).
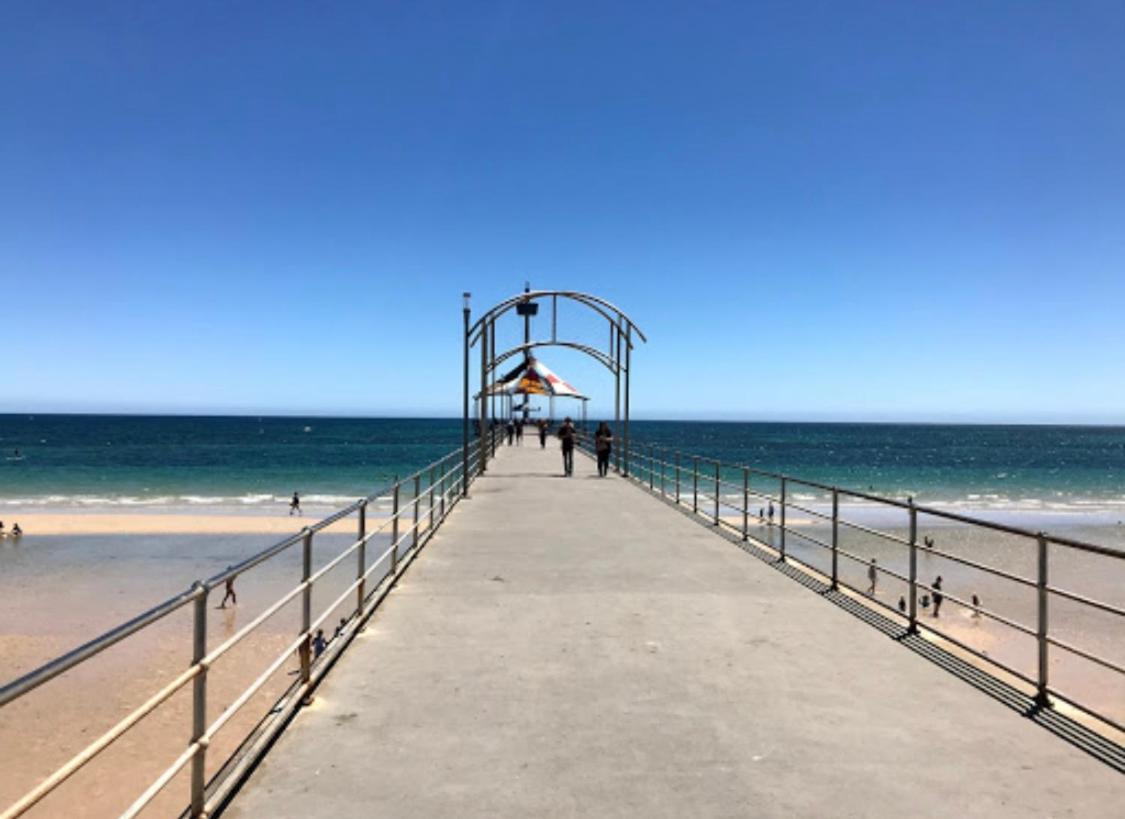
(226, 444, 1121, 818)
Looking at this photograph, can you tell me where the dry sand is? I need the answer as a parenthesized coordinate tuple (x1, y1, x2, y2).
(5, 512, 397, 536)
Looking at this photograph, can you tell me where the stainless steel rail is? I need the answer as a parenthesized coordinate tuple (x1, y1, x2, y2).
(0, 428, 503, 819)
(578, 436, 1125, 737)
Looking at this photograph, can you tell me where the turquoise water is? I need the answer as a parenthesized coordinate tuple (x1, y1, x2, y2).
(0, 415, 1122, 512)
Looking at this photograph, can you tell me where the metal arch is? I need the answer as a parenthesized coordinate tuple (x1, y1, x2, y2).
(468, 290, 647, 347)
(489, 341, 619, 375)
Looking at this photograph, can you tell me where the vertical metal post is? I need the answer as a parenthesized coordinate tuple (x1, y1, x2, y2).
(713, 461, 720, 525)
(742, 467, 749, 541)
(623, 325, 631, 476)
(692, 456, 699, 513)
(675, 451, 681, 503)
(779, 477, 787, 561)
(648, 445, 654, 490)
(356, 501, 367, 613)
(462, 297, 470, 498)
(831, 489, 840, 590)
(660, 450, 666, 496)
(391, 479, 400, 575)
(189, 583, 208, 818)
(490, 318, 496, 455)
(428, 466, 435, 534)
(479, 321, 488, 476)
(908, 498, 917, 631)
(299, 530, 313, 689)
(412, 474, 421, 551)
(1036, 534, 1049, 707)
(616, 324, 625, 470)
(440, 461, 446, 519)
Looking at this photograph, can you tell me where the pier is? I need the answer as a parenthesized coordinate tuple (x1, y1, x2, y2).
(226, 444, 1120, 817)
(2, 290, 1122, 818)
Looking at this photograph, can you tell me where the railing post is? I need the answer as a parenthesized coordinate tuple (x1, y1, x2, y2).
(299, 529, 313, 694)
(779, 477, 787, 561)
(1036, 533, 1049, 707)
(412, 474, 421, 551)
(713, 460, 720, 526)
(660, 449, 666, 497)
(189, 582, 208, 818)
(429, 466, 436, 535)
(675, 451, 680, 504)
(648, 445, 654, 490)
(692, 456, 699, 513)
(831, 488, 839, 589)
(908, 498, 917, 632)
(391, 479, 400, 576)
(440, 462, 447, 520)
(742, 467, 749, 541)
(357, 501, 367, 613)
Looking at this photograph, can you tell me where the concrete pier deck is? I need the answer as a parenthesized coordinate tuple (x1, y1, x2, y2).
(226, 445, 1120, 818)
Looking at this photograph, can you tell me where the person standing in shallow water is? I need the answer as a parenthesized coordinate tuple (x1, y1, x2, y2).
(290, 492, 301, 516)
(558, 417, 576, 476)
(594, 422, 613, 477)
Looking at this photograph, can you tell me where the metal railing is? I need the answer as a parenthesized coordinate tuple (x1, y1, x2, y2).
(0, 429, 502, 819)
(578, 436, 1125, 737)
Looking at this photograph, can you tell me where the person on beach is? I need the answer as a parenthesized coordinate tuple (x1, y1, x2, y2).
(290, 492, 301, 516)
(758, 508, 764, 522)
(898, 596, 906, 614)
(313, 629, 327, 658)
(595, 422, 613, 477)
(920, 593, 930, 611)
(558, 417, 576, 476)
(931, 576, 944, 617)
(866, 558, 878, 595)
(0, 521, 5, 537)
(220, 574, 237, 608)
(538, 419, 548, 449)
(924, 536, 934, 549)
(767, 502, 774, 524)
(971, 593, 982, 618)
(11, 523, 22, 538)
(334, 618, 347, 639)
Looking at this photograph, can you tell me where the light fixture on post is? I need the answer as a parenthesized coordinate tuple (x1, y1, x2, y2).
(461, 292, 471, 498)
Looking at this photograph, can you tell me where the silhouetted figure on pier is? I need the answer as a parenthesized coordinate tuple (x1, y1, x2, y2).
(595, 422, 613, 477)
(220, 574, 237, 608)
(538, 419, 548, 449)
(506, 420, 515, 445)
(931, 576, 944, 617)
(558, 417, 576, 476)
(290, 492, 301, 516)
(515, 420, 523, 445)
(866, 558, 878, 595)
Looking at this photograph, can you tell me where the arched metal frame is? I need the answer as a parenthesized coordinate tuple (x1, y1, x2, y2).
(462, 290, 645, 492)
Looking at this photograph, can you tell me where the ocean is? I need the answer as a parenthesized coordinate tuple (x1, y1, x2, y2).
(1, 415, 1123, 515)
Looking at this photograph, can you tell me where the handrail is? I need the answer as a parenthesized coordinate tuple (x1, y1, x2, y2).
(595, 435, 1125, 739)
(0, 435, 491, 819)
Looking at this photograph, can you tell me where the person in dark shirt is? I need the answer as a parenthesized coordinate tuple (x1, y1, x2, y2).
(931, 576, 944, 617)
(594, 422, 613, 477)
(558, 418, 576, 476)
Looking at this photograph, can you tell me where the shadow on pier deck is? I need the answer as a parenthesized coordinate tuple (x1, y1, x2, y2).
(222, 445, 1121, 818)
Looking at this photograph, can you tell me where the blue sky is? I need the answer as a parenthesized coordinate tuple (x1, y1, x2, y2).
(2, 1, 1123, 422)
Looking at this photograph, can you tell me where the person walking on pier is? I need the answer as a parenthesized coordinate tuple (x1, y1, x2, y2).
(220, 574, 237, 608)
(538, 419, 548, 449)
(559, 417, 576, 476)
(313, 629, 327, 659)
(515, 420, 524, 445)
(595, 422, 613, 477)
(506, 420, 515, 446)
(866, 558, 878, 595)
(931, 576, 944, 617)
(290, 492, 301, 516)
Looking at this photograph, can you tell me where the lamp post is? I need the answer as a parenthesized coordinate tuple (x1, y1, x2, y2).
(462, 292, 471, 498)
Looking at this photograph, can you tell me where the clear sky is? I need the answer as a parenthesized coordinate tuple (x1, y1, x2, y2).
(3, 1, 1123, 422)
